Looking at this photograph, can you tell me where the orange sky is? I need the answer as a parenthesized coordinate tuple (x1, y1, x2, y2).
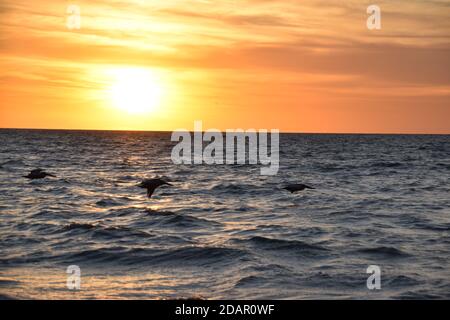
(0, 0, 449, 133)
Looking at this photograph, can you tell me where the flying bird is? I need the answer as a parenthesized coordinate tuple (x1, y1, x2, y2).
(283, 183, 315, 193)
(23, 169, 56, 180)
(137, 178, 172, 198)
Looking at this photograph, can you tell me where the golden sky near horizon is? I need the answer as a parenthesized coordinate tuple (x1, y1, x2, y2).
(0, 0, 449, 133)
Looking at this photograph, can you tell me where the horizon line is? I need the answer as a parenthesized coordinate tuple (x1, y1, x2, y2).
(0, 127, 449, 135)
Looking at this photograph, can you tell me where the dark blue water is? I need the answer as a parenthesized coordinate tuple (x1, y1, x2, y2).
(0, 130, 449, 299)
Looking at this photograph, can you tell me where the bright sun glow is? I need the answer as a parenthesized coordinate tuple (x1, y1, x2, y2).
(108, 68, 164, 114)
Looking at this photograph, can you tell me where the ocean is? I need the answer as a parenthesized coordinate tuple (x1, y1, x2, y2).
(0, 129, 449, 299)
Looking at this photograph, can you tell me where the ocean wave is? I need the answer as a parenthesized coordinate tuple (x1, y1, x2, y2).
(145, 210, 222, 228)
(95, 198, 123, 207)
(0, 249, 53, 266)
(0, 159, 25, 168)
(413, 222, 450, 232)
(394, 290, 447, 300)
(355, 246, 411, 258)
(62, 222, 153, 240)
(148, 246, 247, 266)
(232, 236, 329, 257)
(57, 245, 247, 267)
(234, 275, 267, 288)
(0, 279, 21, 287)
(160, 215, 222, 228)
(369, 161, 404, 168)
(0, 294, 15, 300)
(209, 183, 259, 194)
(62, 222, 97, 231)
(385, 275, 422, 287)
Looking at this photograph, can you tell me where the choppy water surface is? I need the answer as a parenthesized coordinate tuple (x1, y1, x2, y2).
(0, 130, 449, 299)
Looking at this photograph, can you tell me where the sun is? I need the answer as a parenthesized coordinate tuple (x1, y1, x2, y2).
(108, 68, 164, 114)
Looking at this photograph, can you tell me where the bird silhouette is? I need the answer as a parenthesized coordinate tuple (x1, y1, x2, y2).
(24, 169, 56, 180)
(137, 178, 172, 198)
(283, 183, 315, 193)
